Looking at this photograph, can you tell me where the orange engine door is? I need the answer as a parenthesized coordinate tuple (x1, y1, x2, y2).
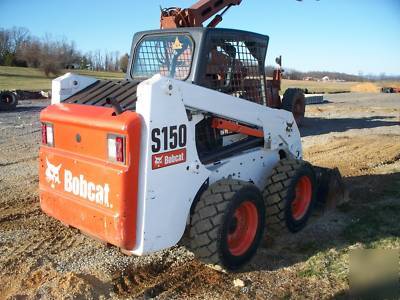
(39, 104, 141, 250)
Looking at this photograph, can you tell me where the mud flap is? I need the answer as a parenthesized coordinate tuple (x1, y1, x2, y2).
(314, 166, 348, 210)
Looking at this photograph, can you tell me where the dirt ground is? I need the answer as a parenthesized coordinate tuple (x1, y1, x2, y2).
(0, 93, 399, 299)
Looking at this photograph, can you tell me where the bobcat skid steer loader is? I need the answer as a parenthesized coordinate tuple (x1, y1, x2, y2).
(39, 26, 343, 270)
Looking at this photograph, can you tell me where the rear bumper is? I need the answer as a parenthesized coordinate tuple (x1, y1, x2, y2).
(39, 147, 138, 250)
(39, 104, 141, 250)
(40, 187, 128, 247)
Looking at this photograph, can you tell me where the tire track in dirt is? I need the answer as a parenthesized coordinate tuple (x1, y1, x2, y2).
(113, 259, 229, 299)
(0, 156, 38, 167)
(304, 134, 400, 177)
(0, 208, 40, 224)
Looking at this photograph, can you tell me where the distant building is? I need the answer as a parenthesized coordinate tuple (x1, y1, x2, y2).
(321, 76, 330, 81)
(86, 64, 94, 70)
(65, 63, 80, 70)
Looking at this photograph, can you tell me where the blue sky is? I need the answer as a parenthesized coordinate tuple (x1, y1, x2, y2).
(1, 0, 399, 75)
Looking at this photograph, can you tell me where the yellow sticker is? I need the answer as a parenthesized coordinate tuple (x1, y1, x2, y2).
(172, 37, 183, 50)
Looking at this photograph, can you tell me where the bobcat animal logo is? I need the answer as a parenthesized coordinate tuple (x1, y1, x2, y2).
(286, 121, 294, 133)
(154, 155, 163, 166)
(45, 158, 62, 189)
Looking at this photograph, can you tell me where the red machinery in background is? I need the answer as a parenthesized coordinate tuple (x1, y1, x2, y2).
(159, 0, 306, 124)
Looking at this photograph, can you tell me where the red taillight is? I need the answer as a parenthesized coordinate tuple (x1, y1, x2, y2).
(115, 136, 124, 163)
(41, 122, 54, 146)
(41, 123, 47, 144)
(107, 134, 126, 163)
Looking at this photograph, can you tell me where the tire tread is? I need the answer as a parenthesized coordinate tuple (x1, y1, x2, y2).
(189, 179, 249, 264)
(263, 159, 313, 233)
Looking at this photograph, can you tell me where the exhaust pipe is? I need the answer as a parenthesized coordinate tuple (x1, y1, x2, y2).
(106, 97, 123, 115)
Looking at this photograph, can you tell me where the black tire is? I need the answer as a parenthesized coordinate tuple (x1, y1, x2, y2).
(189, 179, 265, 270)
(263, 159, 316, 233)
(0, 91, 18, 111)
(281, 88, 305, 126)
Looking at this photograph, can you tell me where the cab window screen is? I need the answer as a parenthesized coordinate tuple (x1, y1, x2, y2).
(204, 37, 267, 105)
(132, 34, 193, 81)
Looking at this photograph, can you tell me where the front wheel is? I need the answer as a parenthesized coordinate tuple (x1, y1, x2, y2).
(281, 88, 305, 126)
(189, 179, 265, 270)
(263, 159, 316, 233)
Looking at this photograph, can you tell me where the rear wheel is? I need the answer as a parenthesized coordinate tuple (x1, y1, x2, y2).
(263, 159, 316, 233)
(0, 91, 18, 111)
(282, 88, 305, 126)
(189, 179, 265, 270)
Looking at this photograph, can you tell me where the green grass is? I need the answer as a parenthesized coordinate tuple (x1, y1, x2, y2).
(342, 202, 400, 245)
(74, 69, 125, 80)
(298, 248, 349, 280)
(299, 175, 400, 283)
(299, 203, 400, 283)
(0, 66, 124, 91)
(281, 79, 359, 94)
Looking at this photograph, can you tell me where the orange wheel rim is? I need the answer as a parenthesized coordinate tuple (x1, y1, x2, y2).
(291, 176, 312, 220)
(227, 201, 258, 256)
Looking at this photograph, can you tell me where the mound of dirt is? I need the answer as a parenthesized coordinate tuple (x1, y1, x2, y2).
(350, 83, 380, 93)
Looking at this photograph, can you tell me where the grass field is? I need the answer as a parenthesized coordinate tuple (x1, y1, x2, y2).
(282, 79, 360, 93)
(0, 66, 124, 91)
(1, 66, 398, 93)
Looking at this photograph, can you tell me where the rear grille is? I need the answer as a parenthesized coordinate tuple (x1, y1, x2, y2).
(63, 79, 141, 110)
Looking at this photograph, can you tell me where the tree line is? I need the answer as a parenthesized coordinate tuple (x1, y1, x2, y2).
(1, 27, 398, 81)
(265, 66, 365, 82)
(265, 66, 400, 82)
(0, 26, 129, 76)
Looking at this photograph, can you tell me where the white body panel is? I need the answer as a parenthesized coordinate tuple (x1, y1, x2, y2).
(206, 148, 279, 189)
(52, 73, 97, 104)
(128, 75, 302, 255)
(132, 76, 210, 255)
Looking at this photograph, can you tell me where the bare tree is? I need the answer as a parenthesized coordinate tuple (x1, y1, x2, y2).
(16, 34, 82, 76)
(39, 35, 61, 76)
(10, 26, 30, 53)
(0, 29, 12, 64)
(1, 26, 134, 76)
(114, 51, 120, 71)
(119, 53, 129, 73)
(104, 51, 110, 71)
(93, 50, 103, 70)
(0, 27, 31, 65)
(84, 51, 94, 69)
(17, 38, 41, 68)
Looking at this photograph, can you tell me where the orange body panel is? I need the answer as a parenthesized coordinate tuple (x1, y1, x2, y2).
(39, 104, 141, 250)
